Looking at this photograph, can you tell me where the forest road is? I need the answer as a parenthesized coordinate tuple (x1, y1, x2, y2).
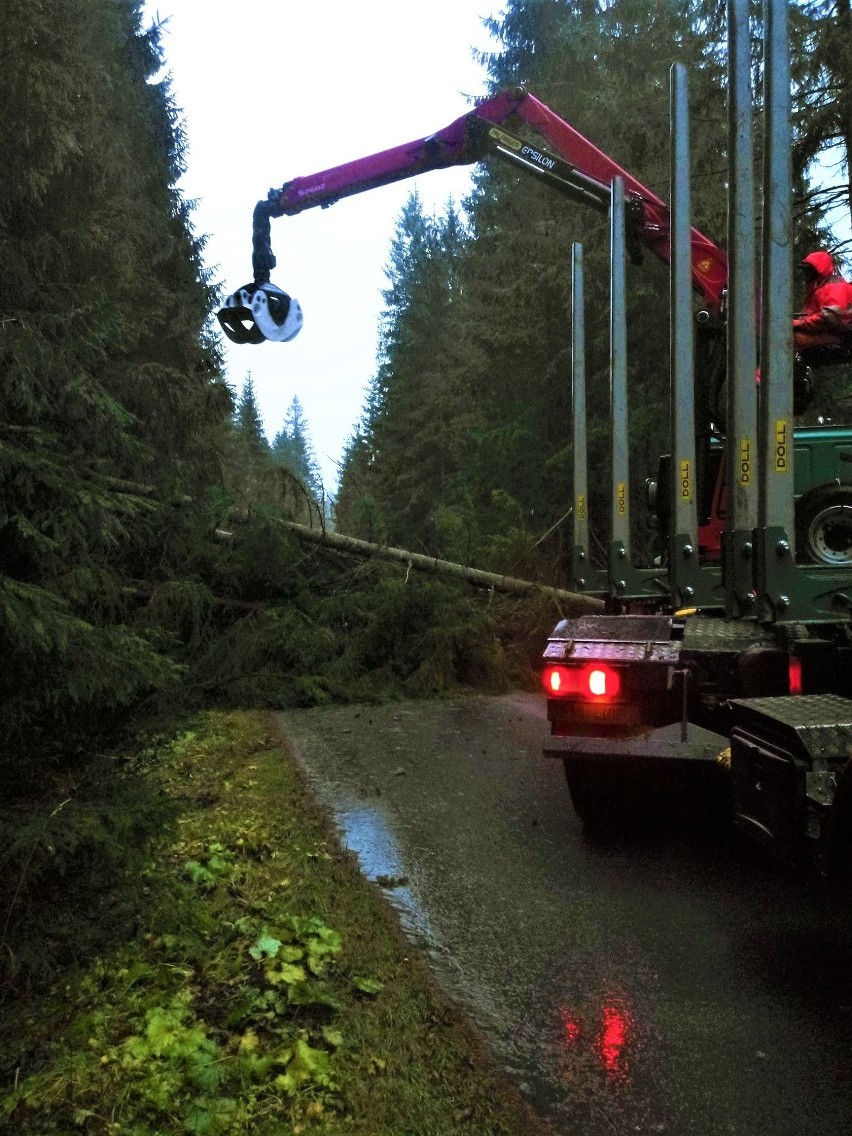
(277, 693, 852, 1136)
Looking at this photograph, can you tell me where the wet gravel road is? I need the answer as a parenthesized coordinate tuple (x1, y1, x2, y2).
(277, 693, 852, 1136)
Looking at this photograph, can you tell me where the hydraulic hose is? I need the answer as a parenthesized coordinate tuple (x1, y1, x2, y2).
(251, 190, 284, 284)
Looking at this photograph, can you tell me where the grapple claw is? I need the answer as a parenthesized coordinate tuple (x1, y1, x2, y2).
(216, 282, 303, 345)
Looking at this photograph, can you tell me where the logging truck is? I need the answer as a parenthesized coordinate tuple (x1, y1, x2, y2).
(541, 2, 852, 875)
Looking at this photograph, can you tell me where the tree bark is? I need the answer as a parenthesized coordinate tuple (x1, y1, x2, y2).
(284, 522, 605, 613)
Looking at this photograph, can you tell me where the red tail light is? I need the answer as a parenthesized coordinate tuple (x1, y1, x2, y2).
(543, 664, 622, 700)
(788, 654, 803, 695)
(543, 666, 579, 696)
(587, 665, 621, 699)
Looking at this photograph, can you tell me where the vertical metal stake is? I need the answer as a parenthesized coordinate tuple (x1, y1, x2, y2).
(571, 243, 591, 590)
(725, 0, 759, 618)
(757, 0, 796, 621)
(669, 63, 700, 609)
(609, 177, 631, 597)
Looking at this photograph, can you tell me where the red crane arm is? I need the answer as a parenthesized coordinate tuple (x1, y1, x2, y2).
(266, 88, 727, 316)
(218, 88, 729, 346)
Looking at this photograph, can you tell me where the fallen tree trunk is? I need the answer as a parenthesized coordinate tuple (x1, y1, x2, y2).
(284, 522, 604, 614)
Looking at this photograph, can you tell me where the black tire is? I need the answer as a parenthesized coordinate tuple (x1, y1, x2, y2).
(795, 484, 852, 566)
(563, 763, 621, 828)
(826, 760, 852, 879)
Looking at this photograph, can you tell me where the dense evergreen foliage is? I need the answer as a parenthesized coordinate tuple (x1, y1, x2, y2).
(792, 0, 852, 251)
(0, 0, 231, 778)
(222, 378, 327, 524)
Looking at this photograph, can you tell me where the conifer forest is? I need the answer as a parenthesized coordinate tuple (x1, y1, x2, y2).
(1, 0, 851, 997)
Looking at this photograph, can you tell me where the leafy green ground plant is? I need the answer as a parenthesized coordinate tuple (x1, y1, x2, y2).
(0, 711, 554, 1136)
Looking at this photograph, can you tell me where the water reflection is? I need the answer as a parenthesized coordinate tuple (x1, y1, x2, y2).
(326, 797, 508, 1051)
(560, 995, 633, 1083)
(336, 802, 435, 944)
(338, 804, 400, 879)
(597, 1001, 631, 1080)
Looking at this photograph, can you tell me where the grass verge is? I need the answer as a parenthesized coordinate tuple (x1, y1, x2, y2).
(0, 710, 554, 1136)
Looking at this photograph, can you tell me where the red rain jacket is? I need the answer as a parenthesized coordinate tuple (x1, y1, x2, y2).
(793, 251, 852, 345)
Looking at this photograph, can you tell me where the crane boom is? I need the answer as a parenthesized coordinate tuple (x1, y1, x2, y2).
(217, 88, 728, 346)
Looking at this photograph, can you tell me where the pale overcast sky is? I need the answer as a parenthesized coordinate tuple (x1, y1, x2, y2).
(143, 1, 498, 491)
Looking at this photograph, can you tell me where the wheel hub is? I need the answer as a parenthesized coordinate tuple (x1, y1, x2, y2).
(809, 504, 852, 565)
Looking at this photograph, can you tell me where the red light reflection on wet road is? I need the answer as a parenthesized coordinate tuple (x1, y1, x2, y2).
(597, 1002, 629, 1079)
(559, 997, 632, 1081)
(562, 1014, 581, 1045)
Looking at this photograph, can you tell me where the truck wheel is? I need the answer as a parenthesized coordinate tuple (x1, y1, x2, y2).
(563, 763, 620, 828)
(795, 485, 852, 566)
(827, 760, 852, 879)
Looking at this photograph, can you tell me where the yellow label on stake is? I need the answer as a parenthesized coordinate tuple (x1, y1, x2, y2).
(616, 482, 627, 516)
(679, 459, 692, 502)
(576, 494, 586, 521)
(775, 419, 789, 472)
(738, 437, 752, 486)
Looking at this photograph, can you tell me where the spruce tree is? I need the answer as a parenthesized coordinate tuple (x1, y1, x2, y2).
(335, 384, 387, 541)
(0, 0, 231, 775)
(235, 376, 269, 455)
(342, 193, 484, 556)
(271, 396, 323, 499)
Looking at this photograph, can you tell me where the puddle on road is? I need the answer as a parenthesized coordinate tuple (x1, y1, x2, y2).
(334, 799, 436, 947)
(300, 775, 456, 976)
(332, 794, 639, 1126)
(302, 779, 512, 1058)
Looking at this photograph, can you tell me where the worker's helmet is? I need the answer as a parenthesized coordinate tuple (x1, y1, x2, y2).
(251, 283, 303, 342)
(216, 282, 303, 344)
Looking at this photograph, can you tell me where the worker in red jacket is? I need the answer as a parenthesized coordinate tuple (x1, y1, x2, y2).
(793, 250, 852, 352)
